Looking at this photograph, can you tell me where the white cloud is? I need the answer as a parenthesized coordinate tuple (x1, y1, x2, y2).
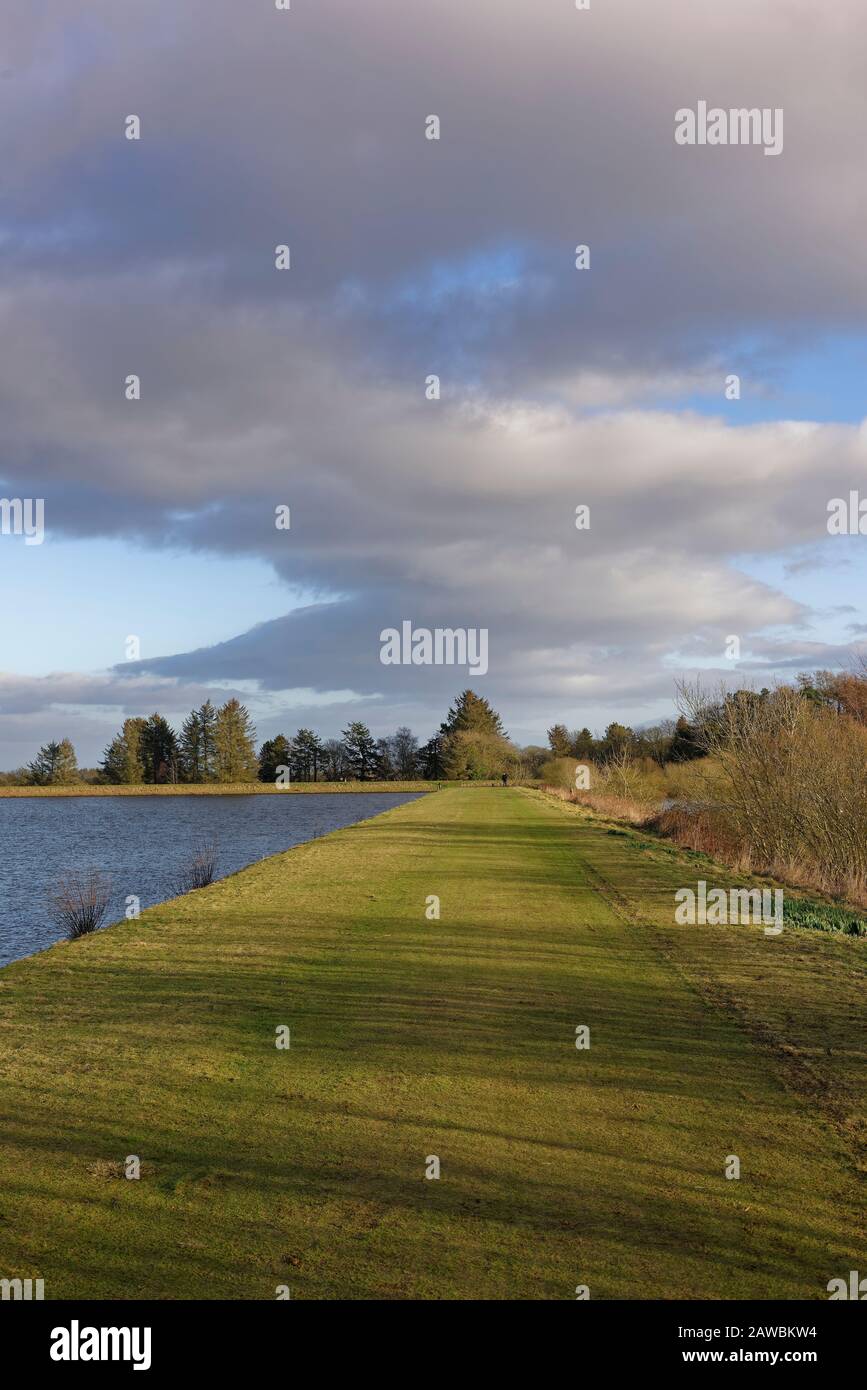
(1, 0, 866, 760)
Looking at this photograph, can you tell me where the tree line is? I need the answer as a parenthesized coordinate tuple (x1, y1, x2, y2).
(112, 691, 513, 784)
(9, 673, 858, 787)
(543, 715, 704, 768)
(542, 668, 867, 775)
(11, 690, 515, 787)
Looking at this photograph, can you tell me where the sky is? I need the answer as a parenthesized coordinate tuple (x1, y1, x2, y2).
(1, 0, 866, 766)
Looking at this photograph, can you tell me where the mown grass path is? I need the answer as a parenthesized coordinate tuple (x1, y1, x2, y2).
(0, 787, 863, 1299)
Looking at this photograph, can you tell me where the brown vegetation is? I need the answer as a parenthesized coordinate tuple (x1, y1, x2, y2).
(541, 670, 867, 908)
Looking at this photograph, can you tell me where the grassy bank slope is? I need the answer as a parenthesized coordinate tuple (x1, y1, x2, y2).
(0, 781, 439, 797)
(0, 787, 863, 1299)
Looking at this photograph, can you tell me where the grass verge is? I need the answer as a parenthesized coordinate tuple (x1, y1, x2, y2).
(0, 781, 441, 797)
(0, 787, 863, 1299)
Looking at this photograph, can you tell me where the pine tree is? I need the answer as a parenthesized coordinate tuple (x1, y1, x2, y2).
(547, 723, 571, 757)
(141, 713, 179, 783)
(55, 738, 79, 783)
(600, 722, 633, 764)
(101, 718, 146, 783)
(198, 700, 217, 780)
(441, 690, 505, 737)
(179, 709, 201, 782)
(570, 727, 596, 759)
(177, 703, 219, 782)
(341, 721, 378, 780)
(291, 729, 323, 782)
(441, 729, 513, 781)
(28, 738, 79, 786)
(214, 699, 258, 782)
(309, 731, 323, 782)
(180, 709, 203, 781)
(418, 734, 445, 779)
(437, 693, 511, 781)
(100, 734, 125, 784)
(668, 715, 704, 763)
(258, 734, 292, 783)
(122, 719, 146, 782)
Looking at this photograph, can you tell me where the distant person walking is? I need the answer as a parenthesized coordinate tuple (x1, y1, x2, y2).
(501, 772, 509, 786)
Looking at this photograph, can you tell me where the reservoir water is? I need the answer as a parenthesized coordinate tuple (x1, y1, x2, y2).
(0, 792, 424, 967)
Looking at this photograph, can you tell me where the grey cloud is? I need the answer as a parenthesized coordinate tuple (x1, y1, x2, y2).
(1, 0, 866, 763)
(2, 1, 867, 378)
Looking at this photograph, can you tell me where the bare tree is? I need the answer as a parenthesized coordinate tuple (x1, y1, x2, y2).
(604, 747, 646, 799)
(676, 677, 867, 898)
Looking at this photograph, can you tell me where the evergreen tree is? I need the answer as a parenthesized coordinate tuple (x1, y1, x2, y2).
(291, 729, 323, 782)
(668, 715, 704, 763)
(441, 690, 505, 737)
(437, 692, 511, 781)
(418, 733, 445, 779)
(198, 700, 217, 780)
(599, 722, 633, 764)
(179, 702, 217, 782)
(570, 727, 596, 759)
(28, 738, 79, 786)
(441, 729, 513, 780)
(179, 708, 202, 782)
(547, 723, 571, 757)
(122, 718, 147, 782)
(100, 734, 125, 785)
(258, 734, 292, 783)
(214, 699, 258, 782)
(308, 731, 323, 782)
(101, 739, 123, 783)
(101, 717, 146, 784)
(341, 721, 378, 780)
(56, 738, 79, 783)
(141, 713, 180, 783)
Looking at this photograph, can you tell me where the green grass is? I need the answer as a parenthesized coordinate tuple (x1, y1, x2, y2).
(0, 787, 863, 1299)
(0, 780, 440, 797)
(782, 896, 867, 937)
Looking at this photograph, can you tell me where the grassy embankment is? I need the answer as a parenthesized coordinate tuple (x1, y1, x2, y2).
(0, 781, 441, 797)
(0, 786, 863, 1299)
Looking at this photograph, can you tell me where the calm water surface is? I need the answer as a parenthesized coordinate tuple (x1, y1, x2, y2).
(0, 793, 423, 967)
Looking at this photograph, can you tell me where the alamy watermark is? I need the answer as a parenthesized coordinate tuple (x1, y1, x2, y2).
(827, 492, 867, 535)
(0, 497, 44, 545)
(827, 1270, 867, 1299)
(675, 102, 783, 157)
(1, 1276, 44, 1300)
(675, 881, 783, 931)
(380, 622, 488, 676)
(50, 1322, 151, 1370)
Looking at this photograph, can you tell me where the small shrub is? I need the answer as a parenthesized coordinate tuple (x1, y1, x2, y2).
(538, 757, 581, 791)
(48, 869, 112, 940)
(176, 841, 218, 893)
